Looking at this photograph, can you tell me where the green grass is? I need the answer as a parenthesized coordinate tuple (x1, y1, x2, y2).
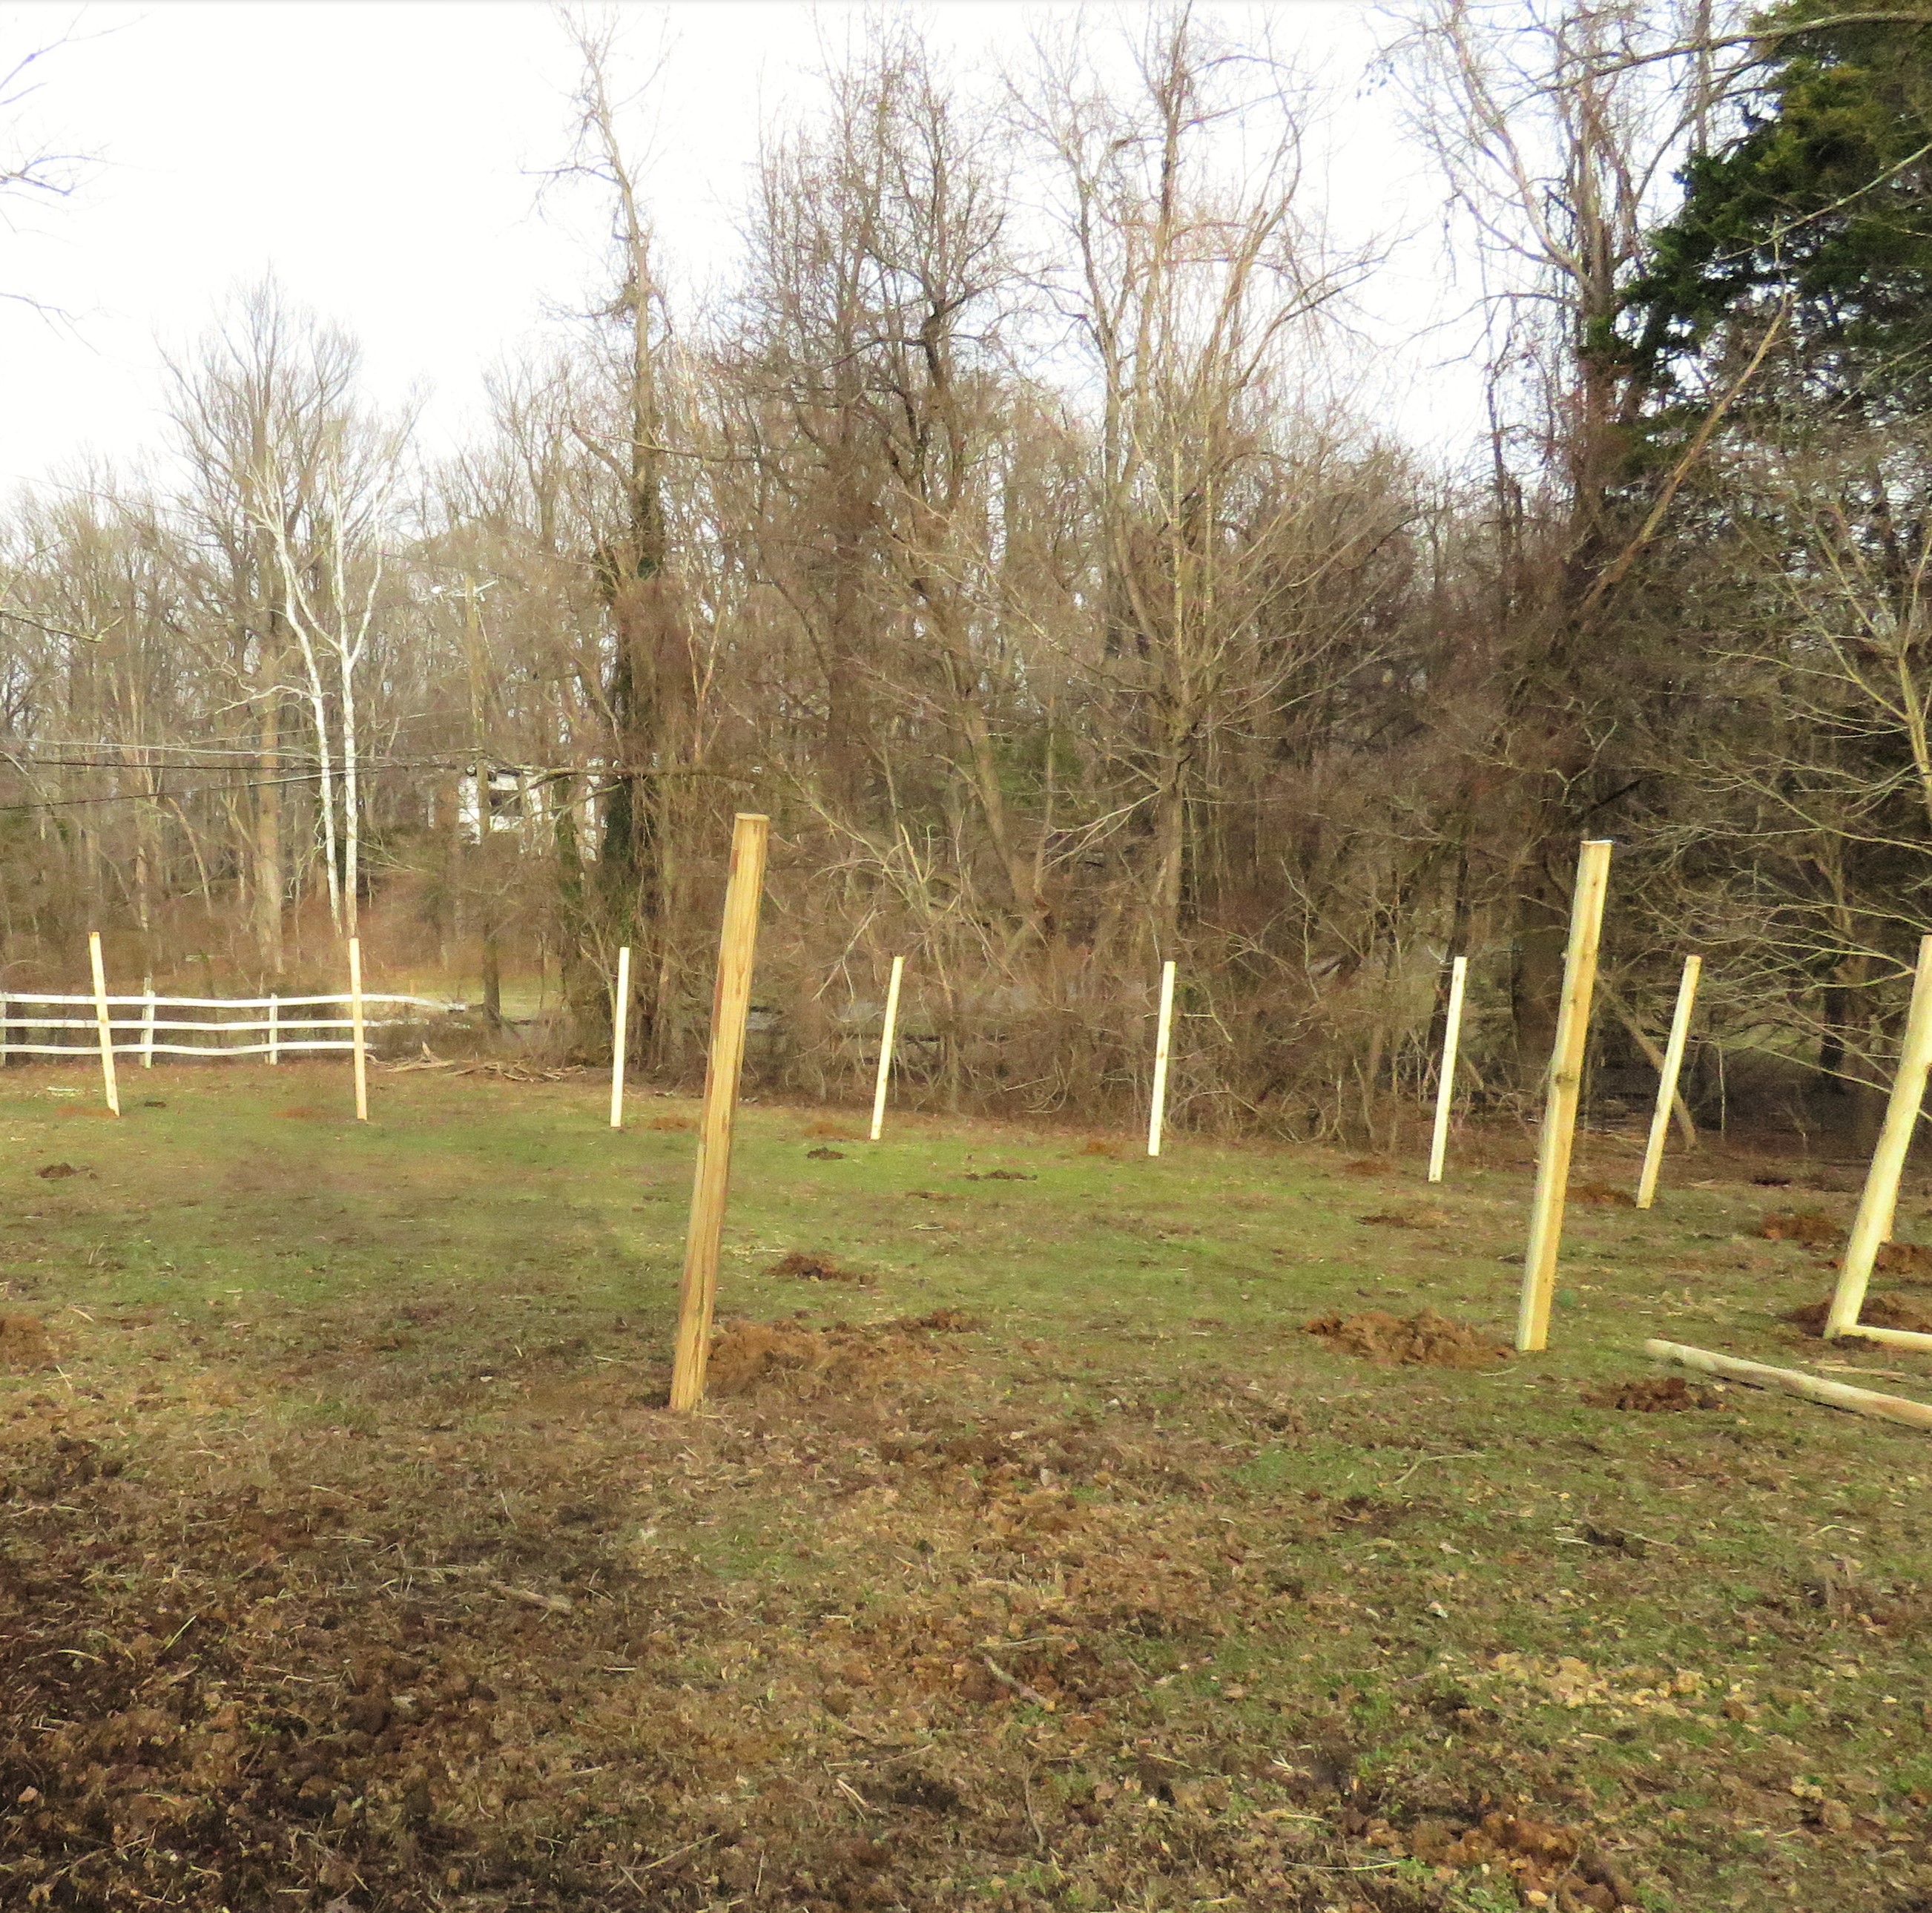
(1, 1061, 1929, 1911)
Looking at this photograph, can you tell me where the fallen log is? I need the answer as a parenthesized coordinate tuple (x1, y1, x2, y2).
(1644, 1339, 1932, 1432)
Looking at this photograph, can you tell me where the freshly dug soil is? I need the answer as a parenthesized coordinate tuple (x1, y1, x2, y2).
(805, 1146, 847, 1161)
(1356, 1205, 1450, 1229)
(1570, 1182, 1636, 1208)
(33, 1162, 78, 1180)
(1784, 1294, 1932, 1337)
(963, 1169, 1035, 1182)
(1581, 1374, 1724, 1412)
(1876, 1240, 1932, 1277)
(767, 1251, 870, 1285)
(1302, 1307, 1511, 1371)
(0, 1315, 50, 1369)
(1758, 1209, 1842, 1248)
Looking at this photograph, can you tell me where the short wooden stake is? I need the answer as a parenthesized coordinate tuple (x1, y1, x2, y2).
(610, 945, 632, 1130)
(1635, 955, 1702, 1209)
(1516, 840, 1614, 1351)
(1427, 954, 1468, 1184)
(670, 813, 771, 1412)
(868, 954, 905, 1142)
(1646, 1337, 1932, 1432)
(1827, 933, 1932, 1338)
(268, 993, 280, 1066)
(1147, 959, 1177, 1158)
(140, 980, 156, 1070)
(89, 932, 120, 1116)
(349, 937, 369, 1122)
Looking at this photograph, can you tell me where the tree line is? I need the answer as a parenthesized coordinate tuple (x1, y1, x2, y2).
(3, 0, 1928, 1145)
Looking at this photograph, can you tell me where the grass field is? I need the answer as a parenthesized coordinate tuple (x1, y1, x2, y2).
(1, 1061, 1929, 1912)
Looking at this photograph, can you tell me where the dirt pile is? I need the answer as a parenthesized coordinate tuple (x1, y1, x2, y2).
(963, 1169, 1035, 1182)
(708, 1318, 937, 1397)
(0, 1315, 50, 1369)
(1758, 1208, 1842, 1248)
(1784, 1294, 1932, 1337)
(805, 1145, 847, 1161)
(1571, 1182, 1636, 1207)
(1356, 1205, 1450, 1229)
(1581, 1374, 1724, 1412)
(1302, 1307, 1511, 1370)
(33, 1162, 79, 1180)
(767, 1251, 870, 1285)
(1876, 1239, 1932, 1277)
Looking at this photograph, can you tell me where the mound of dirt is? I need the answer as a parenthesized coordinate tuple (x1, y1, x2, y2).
(1784, 1294, 1932, 1337)
(900, 1308, 981, 1332)
(1302, 1307, 1510, 1371)
(1078, 1137, 1124, 1157)
(273, 1105, 333, 1121)
(708, 1320, 929, 1397)
(35, 1162, 79, 1180)
(1876, 1239, 1932, 1277)
(805, 1145, 847, 1161)
(644, 1114, 696, 1132)
(1340, 1156, 1393, 1176)
(1581, 1374, 1723, 1412)
(1758, 1208, 1841, 1248)
(768, 1251, 869, 1285)
(0, 1314, 51, 1369)
(1570, 1181, 1636, 1208)
(1356, 1205, 1450, 1229)
(963, 1169, 1035, 1182)
(801, 1120, 862, 1141)
(1750, 1170, 1794, 1188)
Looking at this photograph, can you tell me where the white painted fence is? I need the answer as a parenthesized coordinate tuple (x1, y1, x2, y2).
(0, 991, 466, 1064)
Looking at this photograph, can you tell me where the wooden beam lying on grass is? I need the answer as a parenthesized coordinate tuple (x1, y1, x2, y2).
(1645, 1337, 1932, 1432)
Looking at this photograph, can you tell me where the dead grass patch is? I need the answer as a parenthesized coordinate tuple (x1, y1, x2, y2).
(0, 1314, 50, 1368)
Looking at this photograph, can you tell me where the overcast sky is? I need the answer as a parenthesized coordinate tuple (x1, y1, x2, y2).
(0, 1, 1489, 495)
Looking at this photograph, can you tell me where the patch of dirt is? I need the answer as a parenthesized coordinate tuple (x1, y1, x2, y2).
(707, 1319, 935, 1397)
(1875, 1239, 1932, 1277)
(1751, 1170, 1795, 1188)
(963, 1169, 1035, 1182)
(273, 1104, 334, 1120)
(801, 1119, 862, 1140)
(33, 1162, 79, 1180)
(0, 1314, 51, 1368)
(1077, 1137, 1124, 1157)
(1340, 1156, 1393, 1176)
(767, 1251, 870, 1286)
(1581, 1374, 1724, 1412)
(1302, 1307, 1511, 1370)
(805, 1145, 847, 1160)
(1759, 1208, 1842, 1248)
(898, 1308, 981, 1332)
(1400, 1810, 1631, 1907)
(1356, 1205, 1451, 1230)
(644, 1114, 696, 1132)
(1571, 1181, 1636, 1207)
(1784, 1294, 1932, 1337)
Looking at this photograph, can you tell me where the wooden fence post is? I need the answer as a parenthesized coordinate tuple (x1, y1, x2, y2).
(268, 994, 280, 1067)
(1635, 955, 1702, 1209)
(1147, 959, 1177, 1158)
(349, 938, 369, 1122)
(140, 978, 156, 1070)
(869, 954, 905, 1144)
(0, 992, 10, 1069)
(610, 945, 632, 1130)
(89, 932, 120, 1117)
(1427, 954, 1469, 1185)
(1827, 934, 1932, 1338)
(1515, 840, 1614, 1352)
(670, 814, 771, 1412)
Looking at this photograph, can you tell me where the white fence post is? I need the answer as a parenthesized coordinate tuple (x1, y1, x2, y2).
(89, 932, 120, 1116)
(349, 941, 369, 1122)
(268, 993, 280, 1066)
(0, 992, 9, 1068)
(610, 945, 631, 1130)
(141, 979, 156, 1070)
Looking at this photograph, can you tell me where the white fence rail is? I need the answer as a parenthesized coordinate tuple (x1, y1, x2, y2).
(0, 992, 466, 1063)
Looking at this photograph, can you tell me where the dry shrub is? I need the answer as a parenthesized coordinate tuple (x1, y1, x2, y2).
(1301, 1307, 1510, 1370)
(1758, 1208, 1842, 1248)
(1581, 1374, 1723, 1411)
(0, 1314, 51, 1369)
(767, 1251, 869, 1285)
(1570, 1181, 1635, 1207)
(1784, 1294, 1932, 1336)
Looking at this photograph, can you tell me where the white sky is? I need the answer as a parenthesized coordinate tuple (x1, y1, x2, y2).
(0, 1, 1490, 495)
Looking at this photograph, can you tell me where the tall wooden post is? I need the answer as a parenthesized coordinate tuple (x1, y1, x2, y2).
(1147, 959, 1178, 1158)
(349, 938, 369, 1123)
(670, 814, 771, 1411)
(610, 945, 632, 1130)
(1635, 955, 1702, 1209)
(1515, 840, 1613, 1352)
(1427, 953, 1469, 1185)
(89, 932, 120, 1117)
(868, 954, 905, 1143)
(1827, 935, 1932, 1338)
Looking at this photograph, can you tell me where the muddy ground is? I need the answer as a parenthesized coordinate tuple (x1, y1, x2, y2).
(1, 1067, 1929, 1912)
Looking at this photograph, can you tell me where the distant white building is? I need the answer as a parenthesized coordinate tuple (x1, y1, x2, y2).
(455, 765, 600, 855)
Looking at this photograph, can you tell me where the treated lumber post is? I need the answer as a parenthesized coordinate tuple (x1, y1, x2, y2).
(89, 932, 120, 1116)
(1828, 935, 1932, 1339)
(349, 938, 369, 1123)
(1635, 955, 1702, 1209)
(610, 945, 632, 1130)
(1147, 959, 1177, 1158)
(1646, 1337, 1932, 1432)
(670, 814, 771, 1412)
(868, 953, 904, 1144)
(268, 994, 280, 1067)
(1516, 840, 1614, 1352)
(1428, 954, 1468, 1185)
